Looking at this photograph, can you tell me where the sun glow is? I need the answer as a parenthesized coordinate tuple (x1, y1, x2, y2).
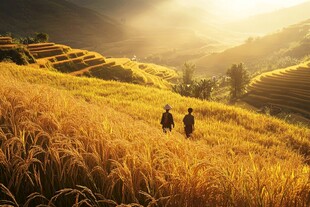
(178, 0, 309, 20)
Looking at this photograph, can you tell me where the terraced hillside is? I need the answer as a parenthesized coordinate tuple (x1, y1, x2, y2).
(0, 37, 16, 49)
(0, 37, 35, 65)
(0, 62, 309, 206)
(25, 41, 178, 89)
(243, 61, 310, 120)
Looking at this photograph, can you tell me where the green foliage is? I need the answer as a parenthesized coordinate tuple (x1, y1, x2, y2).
(172, 78, 215, 100)
(182, 62, 195, 84)
(172, 83, 192, 97)
(0, 47, 35, 65)
(35, 32, 49, 43)
(226, 63, 250, 101)
(18, 33, 50, 44)
(192, 79, 215, 100)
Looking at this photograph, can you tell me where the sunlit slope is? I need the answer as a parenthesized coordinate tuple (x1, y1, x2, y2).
(0, 62, 309, 206)
(196, 19, 310, 75)
(26, 42, 178, 89)
(243, 61, 310, 119)
(228, 1, 310, 34)
(0, 0, 125, 49)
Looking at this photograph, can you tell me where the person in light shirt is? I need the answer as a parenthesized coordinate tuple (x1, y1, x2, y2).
(160, 104, 175, 133)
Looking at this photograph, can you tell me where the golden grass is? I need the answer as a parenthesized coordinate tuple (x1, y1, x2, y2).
(26, 42, 177, 89)
(0, 62, 309, 206)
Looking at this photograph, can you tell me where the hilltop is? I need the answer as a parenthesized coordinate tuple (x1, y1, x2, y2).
(195, 19, 310, 76)
(0, 0, 125, 49)
(0, 62, 309, 206)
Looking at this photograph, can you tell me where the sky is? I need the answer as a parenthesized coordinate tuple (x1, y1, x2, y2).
(178, 0, 309, 20)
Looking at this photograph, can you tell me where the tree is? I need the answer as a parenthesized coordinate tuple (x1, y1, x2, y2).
(226, 63, 250, 101)
(182, 62, 195, 85)
(172, 83, 192, 97)
(192, 79, 214, 100)
(35, 32, 49, 43)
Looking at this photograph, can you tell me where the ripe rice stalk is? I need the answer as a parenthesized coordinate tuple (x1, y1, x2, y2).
(24, 192, 51, 207)
(0, 183, 19, 207)
(0, 62, 309, 206)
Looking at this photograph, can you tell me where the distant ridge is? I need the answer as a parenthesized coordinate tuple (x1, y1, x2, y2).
(0, 0, 125, 49)
(195, 19, 310, 75)
(228, 1, 310, 34)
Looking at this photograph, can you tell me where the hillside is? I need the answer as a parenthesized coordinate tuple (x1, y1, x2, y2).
(0, 62, 309, 206)
(195, 19, 310, 76)
(0, 0, 125, 49)
(66, 0, 235, 66)
(66, 0, 165, 21)
(228, 1, 310, 34)
(243, 61, 310, 122)
(0, 38, 178, 89)
(66, 0, 310, 68)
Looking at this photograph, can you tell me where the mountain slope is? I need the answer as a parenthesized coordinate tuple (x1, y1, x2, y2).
(228, 1, 310, 34)
(66, 0, 232, 66)
(0, 0, 125, 49)
(195, 19, 310, 76)
(0, 38, 178, 89)
(0, 62, 309, 206)
(243, 61, 310, 120)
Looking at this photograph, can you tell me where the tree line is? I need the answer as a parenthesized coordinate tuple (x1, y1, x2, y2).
(173, 62, 250, 102)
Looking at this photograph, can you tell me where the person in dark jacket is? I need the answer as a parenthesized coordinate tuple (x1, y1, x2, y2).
(183, 108, 195, 138)
(160, 104, 174, 133)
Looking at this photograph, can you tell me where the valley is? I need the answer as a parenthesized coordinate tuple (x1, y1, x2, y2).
(0, 0, 310, 206)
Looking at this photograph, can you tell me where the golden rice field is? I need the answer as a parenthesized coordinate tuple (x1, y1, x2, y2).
(244, 61, 310, 120)
(0, 62, 309, 206)
(25, 42, 178, 89)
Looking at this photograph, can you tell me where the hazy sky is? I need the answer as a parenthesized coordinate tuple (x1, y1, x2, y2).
(178, 0, 309, 19)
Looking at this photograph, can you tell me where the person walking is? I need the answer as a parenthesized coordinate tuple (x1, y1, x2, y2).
(160, 104, 175, 133)
(183, 108, 195, 138)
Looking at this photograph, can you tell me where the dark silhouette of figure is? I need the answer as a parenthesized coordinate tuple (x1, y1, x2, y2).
(183, 108, 195, 138)
(160, 104, 174, 133)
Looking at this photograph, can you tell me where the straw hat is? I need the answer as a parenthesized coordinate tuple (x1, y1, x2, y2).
(163, 104, 172, 110)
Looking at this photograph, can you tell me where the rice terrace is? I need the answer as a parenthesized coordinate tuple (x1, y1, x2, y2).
(0, 0, 310, 206)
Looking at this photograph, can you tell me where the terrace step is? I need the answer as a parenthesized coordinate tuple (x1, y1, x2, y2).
(84, 57, 106, 66)
(31, 48, 64, 58)
(70, 61, 115, 76)
(259, 76, 310, 90)
(0, 44, 17, 49)
(27, 43, 55, 49)
(244, 95, 310, 118)
(0, 37, 13, 44)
